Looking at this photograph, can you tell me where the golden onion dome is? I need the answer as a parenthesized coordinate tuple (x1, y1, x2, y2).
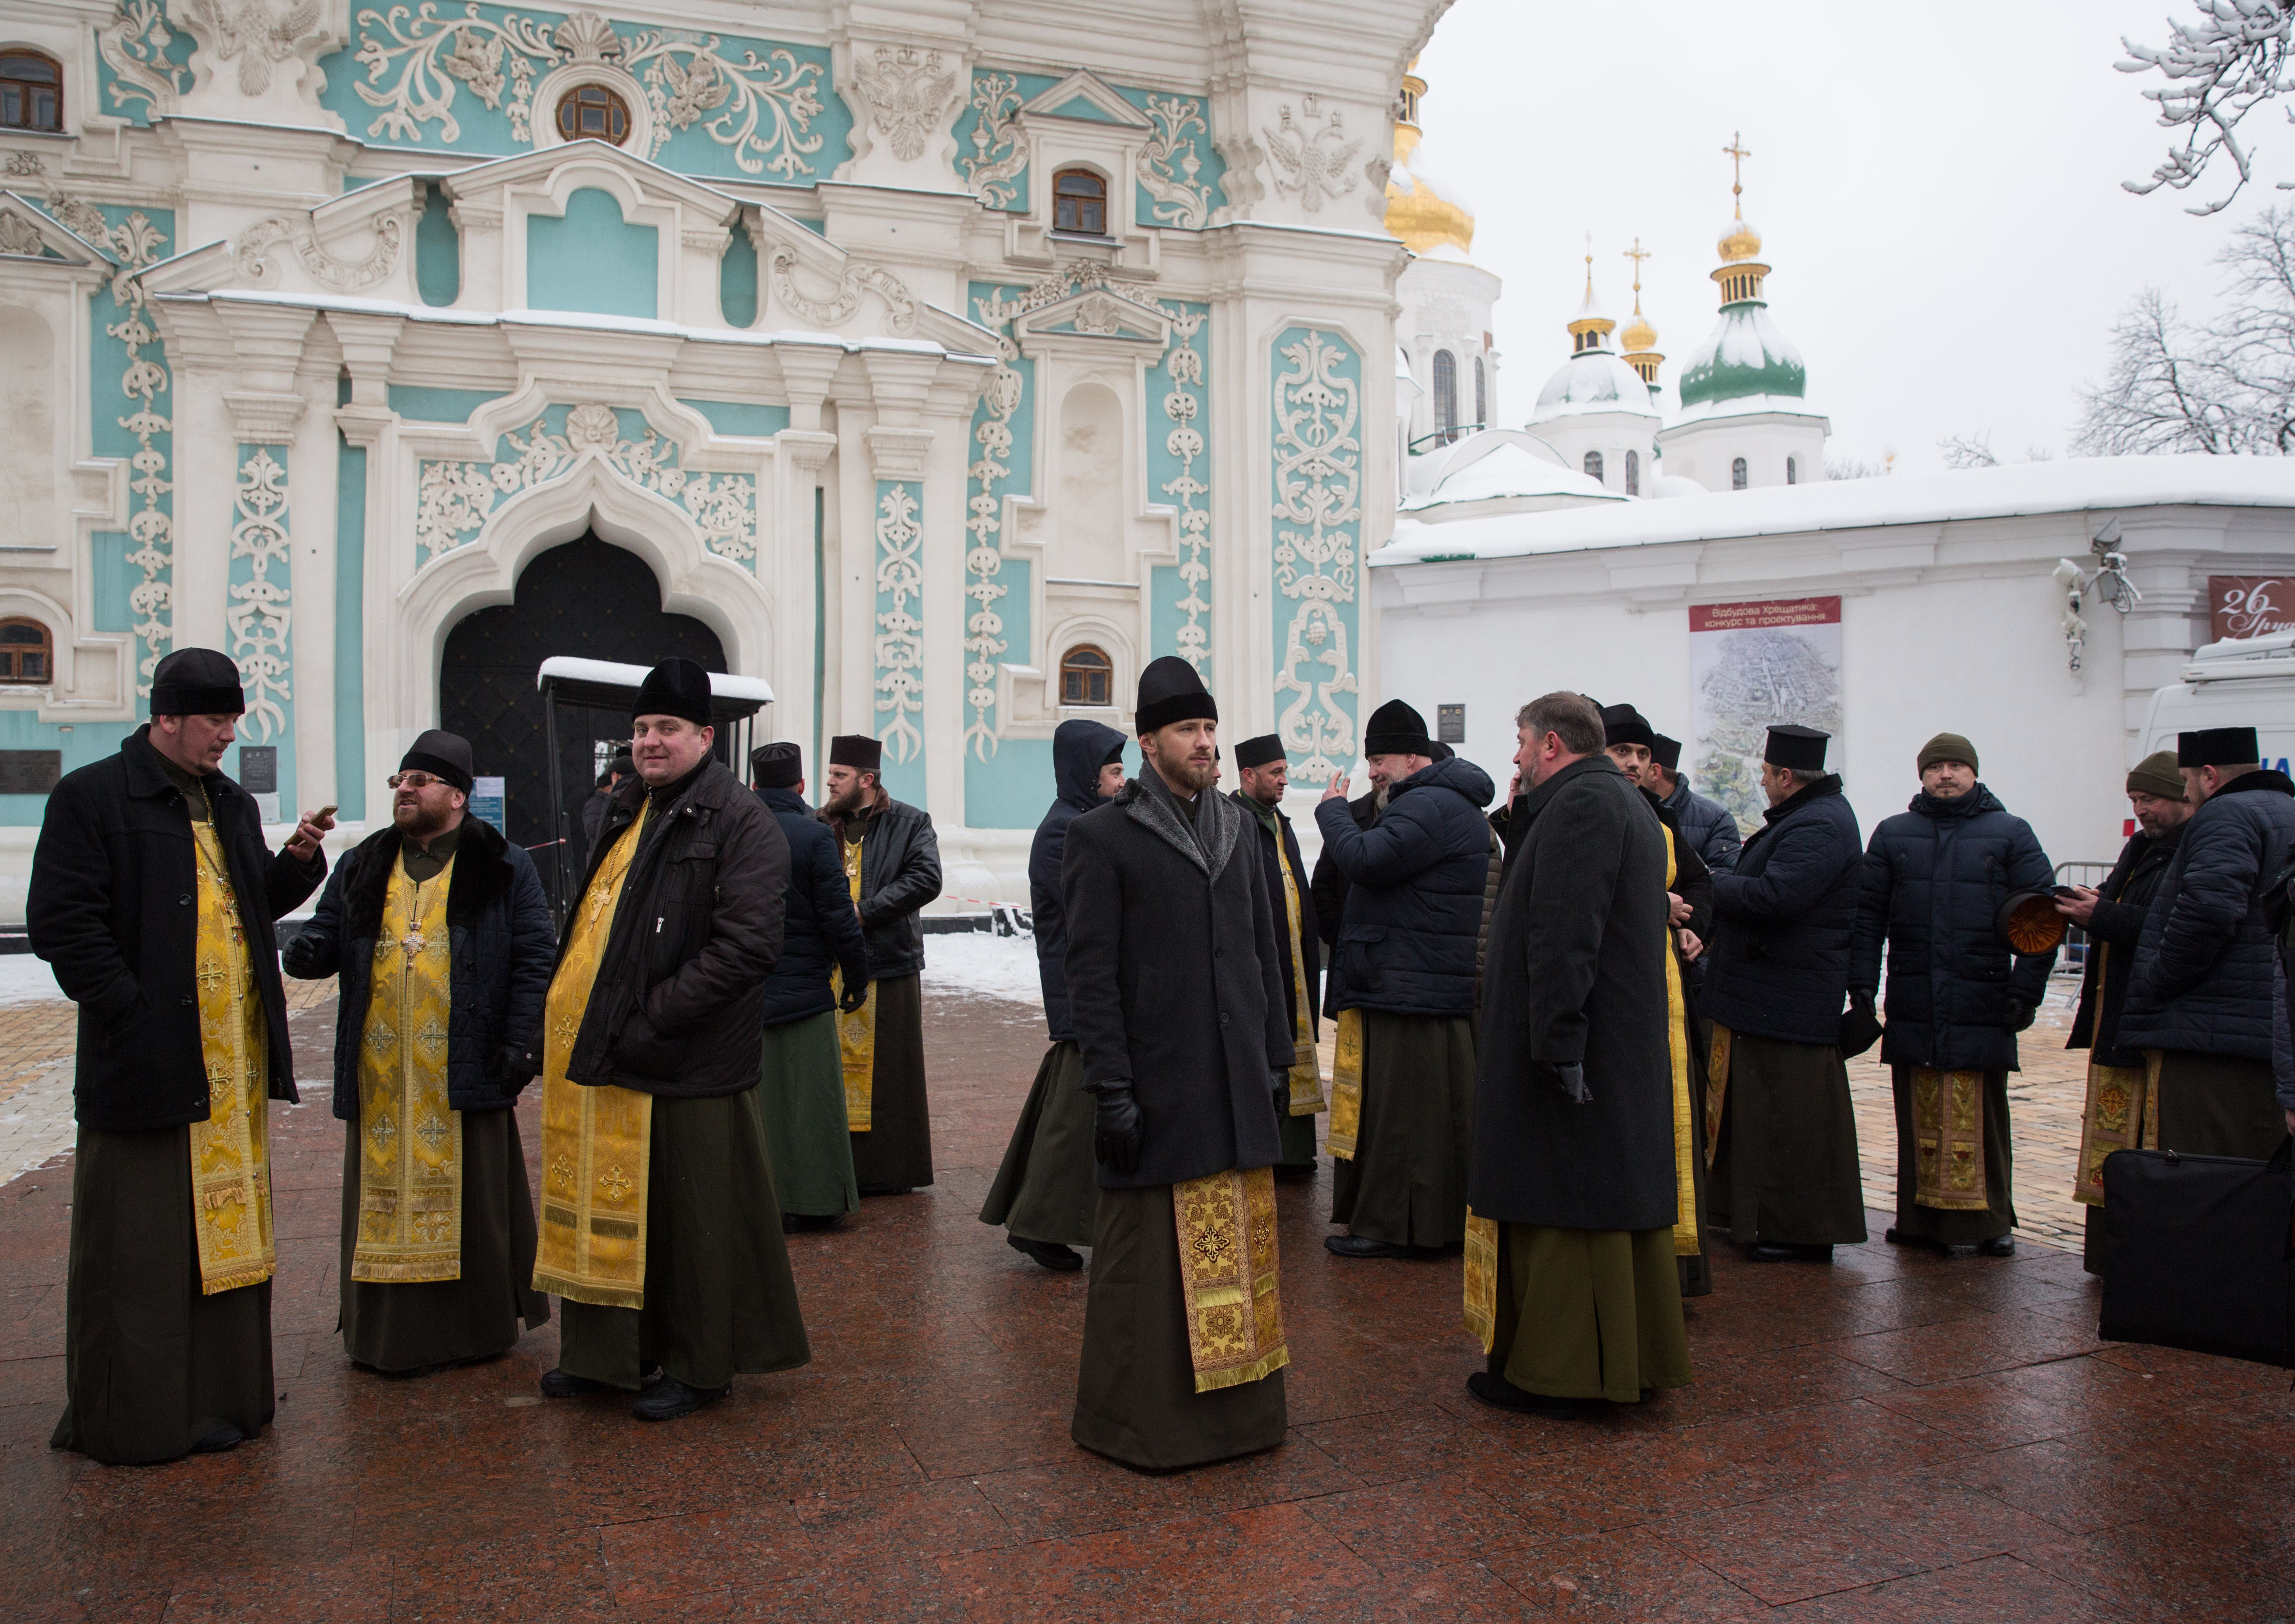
(1717, 216, 1763, 264)
(1620, 311, 1658, 353)
(1385, 65, 1475, 257)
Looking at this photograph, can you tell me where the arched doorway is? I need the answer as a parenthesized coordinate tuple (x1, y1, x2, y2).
(440, 534, 725, 896)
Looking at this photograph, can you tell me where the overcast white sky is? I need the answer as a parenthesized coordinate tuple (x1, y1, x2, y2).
(1411, 0, 2267, 474)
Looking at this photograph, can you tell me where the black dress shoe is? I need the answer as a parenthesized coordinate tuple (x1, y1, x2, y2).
(190, 1424, 242, 1454)
(1978, 1235, 2016, 1257)
(631, 1376, 728, 1421)
(1009, 1235, 1084, 1272)
(1748, 1242, 1834, 1263)
(1324, 1234, 1435, 1260)
(1466, 1371, 1581, 1418)
(539, 1367, 615, 1399)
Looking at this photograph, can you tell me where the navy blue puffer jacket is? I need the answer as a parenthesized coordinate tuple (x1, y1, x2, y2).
(1702, 775, 1863, 1046)
(1848, 786, 2056, 1072)
(2121, 770, 2295, 1060)
(1031, 719, 1128, 1041)
(1314, 754, 1496, 1019)
(755, 784, 868, 1029)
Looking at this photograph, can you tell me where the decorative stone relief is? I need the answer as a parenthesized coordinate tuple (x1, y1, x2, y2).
(1157, 303, 1211, 671)
(0, 211, 44, 258)
(763, 238, 916, 334)
(959, 72, 1026, 209)
(1263, 96, 1360, 216)
(97, 0, 192, 121)
(1137, 95, 1213, 229)
(6, 152, 46, 178)
(849, 45, 957, 162)
(1270, 328, 1361, 778)
(347, 5, 827, 178)
(183, 0, 322, 97)
(235, 213, 403, 290)
(415, 402, 756, 562)
(229, 447, 293, 742)
(873, 482, 925, 765)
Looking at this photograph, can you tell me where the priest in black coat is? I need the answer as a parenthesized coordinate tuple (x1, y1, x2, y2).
(1466, 691, 1690, 1418)
(1062, 658, 1296, 1469)
(1231, 734, 1323, 1178)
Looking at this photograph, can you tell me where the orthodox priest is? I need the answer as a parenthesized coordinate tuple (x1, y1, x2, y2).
(533, 658, 808, 1421)
(1701, 725, 1868, 1262)
(981, 718, 1126, 1270)
(1064, 657, 1295, 1469)
(750, 743, 868, 1232)
(1314, 700, 1493, 1258)
(284, 729, 554, 1373)
(1233, 735, 1324, 1179)
(29, 647, 332, 1462)
(1466, 692, 1689, 1417)
(820, 735, 943, 1196)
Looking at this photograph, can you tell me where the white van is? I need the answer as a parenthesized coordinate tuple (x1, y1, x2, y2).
(2139, 630, 2295, 773)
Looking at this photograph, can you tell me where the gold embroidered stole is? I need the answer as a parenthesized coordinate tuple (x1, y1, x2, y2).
(1174, 1166, 1289, 1392)
(1661, 827, 1699, 1256)
(1703, 1025, 1733, 1168)
(187, 819, 276, 1295)
(2072, 949, 2160, 1206)
(1462, 1209, 1499, 1354)
(834, 828, 875, 1132)
(353, 850, 462, 1282)
(1911, 1067, 1990, 1210)
(534, 800, 653, 1308)
(1327, 1008, 1364, 1159)
(1271, 834, 1325, 1115)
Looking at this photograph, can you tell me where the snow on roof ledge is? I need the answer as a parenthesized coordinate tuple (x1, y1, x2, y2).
(1371, 455, 2295, 567)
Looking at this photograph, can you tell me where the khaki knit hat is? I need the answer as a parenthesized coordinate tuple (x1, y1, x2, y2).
(2126, 750, 2185, 800)
(1918, 732, 1978, 774)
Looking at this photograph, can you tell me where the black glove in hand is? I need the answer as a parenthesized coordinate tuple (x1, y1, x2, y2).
(1538, 1062, 1590, 1105)
(1272, 1074, 1291, 1119)
(2006, 999, 2037, 1034)
(1093, 1086, 1144, 1176)
(837, 979, 869, 1015)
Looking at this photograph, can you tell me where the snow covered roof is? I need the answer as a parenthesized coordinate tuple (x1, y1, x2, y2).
(1402, 431, 1621, 516)
(1371, 455, 2295, 567)
(1530, 350, 1659, 421)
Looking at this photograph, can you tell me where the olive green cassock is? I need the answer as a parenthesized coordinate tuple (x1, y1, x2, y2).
(848, 972, 932, 1195)
(1330, 1011, 1474, 1248)
(757, 1009, 859, 1220)
(556, 1088, 811, 1391)
(979, 1039, 1097, 1248)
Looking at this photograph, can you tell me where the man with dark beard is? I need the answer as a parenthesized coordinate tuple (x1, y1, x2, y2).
(285, 729, 554, 1375)
(1233, 735, 1324, 1179)
(2056, 751, 2192, 1273)
(1064, 657, 1294, 1469)
(820, 736, 943, 1196)
(981, 719, 1127, 1269)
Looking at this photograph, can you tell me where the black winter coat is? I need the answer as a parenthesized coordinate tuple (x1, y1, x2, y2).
(553, 759, 789, 1098)
(1702, 775, 1863, 1047)
(1031, 719, 1128, 1041)
(1313, 755, 1497, 1019)
(2122, 770, 2295, 1060)
(829, 796, 942, 981)
(1469, 755, 1675, 1229)
(1848, 787, 2056, 1072)
(1310, 788, 1379, 948)
(28, 726, 325, 1132)
(755, 785, 867, 1029)
(283, 816, 555, 1117)
(1237, 792, 1320, 1041)
(1061, 775, 1293, 1189)
(2067, 826, 2182, 1069)
(1662, 774, 1742, 874)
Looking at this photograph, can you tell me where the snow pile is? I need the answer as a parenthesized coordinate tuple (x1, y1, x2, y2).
(920, 930, 1045, 1008)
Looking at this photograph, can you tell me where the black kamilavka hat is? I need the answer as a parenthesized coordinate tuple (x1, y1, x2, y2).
(829, 734, 882, 771)
(1234, 734, 1286, 770)
(1598, 704, 1655, 751)
(1764, 725, 1830, 773)
(1650, 733, 1682, 772)
(751, 741, 802, 789)
(632, 657, 714, 726)
(2178, 727, 2259, 768)
(1136, 656, 1217, 736)
(149, 647, 245, 718)
(400, 728, 474, 793)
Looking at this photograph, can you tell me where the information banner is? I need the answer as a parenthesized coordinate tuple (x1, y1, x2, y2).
(469, 776, 507, 834)
(1688, 596, 1843, 834)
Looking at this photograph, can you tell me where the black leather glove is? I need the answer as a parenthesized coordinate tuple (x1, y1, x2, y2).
(1272, 1073, 1291, 1119)
(1538, 1061, 1589, 1105)
(837, 978, 868, 1015)
(505, 1046, 540, 1086)
(2006, 999, 2037, 1034)
(1093, 1085, 1143, 1176)
(1839, 991, 1883, 1059)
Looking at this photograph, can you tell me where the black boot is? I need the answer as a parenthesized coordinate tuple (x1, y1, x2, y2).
(1008, 1235, 1084, 1272)
(631, 1376, 729, 1421)
(1465, 1371, 1581, 1418)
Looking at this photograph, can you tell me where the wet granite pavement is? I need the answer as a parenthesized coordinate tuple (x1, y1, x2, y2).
(0, 988, 2289, 1622)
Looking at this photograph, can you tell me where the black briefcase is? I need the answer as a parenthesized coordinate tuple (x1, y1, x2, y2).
(2099, 1139, 2295, 1368)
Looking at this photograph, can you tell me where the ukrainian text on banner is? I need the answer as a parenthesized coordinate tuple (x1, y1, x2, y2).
(1687, 596, 1843, 835)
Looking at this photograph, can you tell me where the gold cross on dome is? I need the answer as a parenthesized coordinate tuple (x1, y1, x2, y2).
(1723, 132, 1752, 214)
(1623, 238, 1653, 307)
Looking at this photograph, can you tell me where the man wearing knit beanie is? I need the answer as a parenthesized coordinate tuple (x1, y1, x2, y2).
(1848, 733, 2056, 1259)
(2056, 752, 2190, 1272)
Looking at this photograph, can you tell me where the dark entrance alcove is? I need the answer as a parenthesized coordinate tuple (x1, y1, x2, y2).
(439, 534, 724, 904)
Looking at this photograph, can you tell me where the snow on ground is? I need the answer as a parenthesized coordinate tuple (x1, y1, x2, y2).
(0, 956, 62, 1007)
(919, 929, 1044, 1007)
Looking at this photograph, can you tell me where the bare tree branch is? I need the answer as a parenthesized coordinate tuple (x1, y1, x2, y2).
(1938, 431, 1999, 469)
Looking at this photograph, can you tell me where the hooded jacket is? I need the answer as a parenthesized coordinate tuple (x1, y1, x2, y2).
(1031, 719, 1127, 1041)
(1314, 754, 1497, 1019)
(755, 783, 868, 1029)
(1662, 772, 1743, 876)
(1848, 785, 2057, 1072)
(1702, 774, 1864, 1047)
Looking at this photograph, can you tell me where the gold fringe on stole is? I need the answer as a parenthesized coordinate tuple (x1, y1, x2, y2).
(1173, 1166, 1289, 1392)
(836, 831, 875, 1131)
(1911, 1067, 1990, 1210)
(1462, 1209, 1499, 1354)
(187, 821, 276, 1295)
(353, 850, 464, 1283)
(1661, 828, 1699, 1255)
(534, 801, 654, 1309)
(1327, 1008, 1364, 1159)
(1272, 837, 1325, 1115)
(1703, 1025, 1732, 1169)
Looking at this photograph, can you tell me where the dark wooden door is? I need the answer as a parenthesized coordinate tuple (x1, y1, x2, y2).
(439, 535, 725, 906)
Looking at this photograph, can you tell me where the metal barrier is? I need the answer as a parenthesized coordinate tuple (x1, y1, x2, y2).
(2053, 859, 2116, 976)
